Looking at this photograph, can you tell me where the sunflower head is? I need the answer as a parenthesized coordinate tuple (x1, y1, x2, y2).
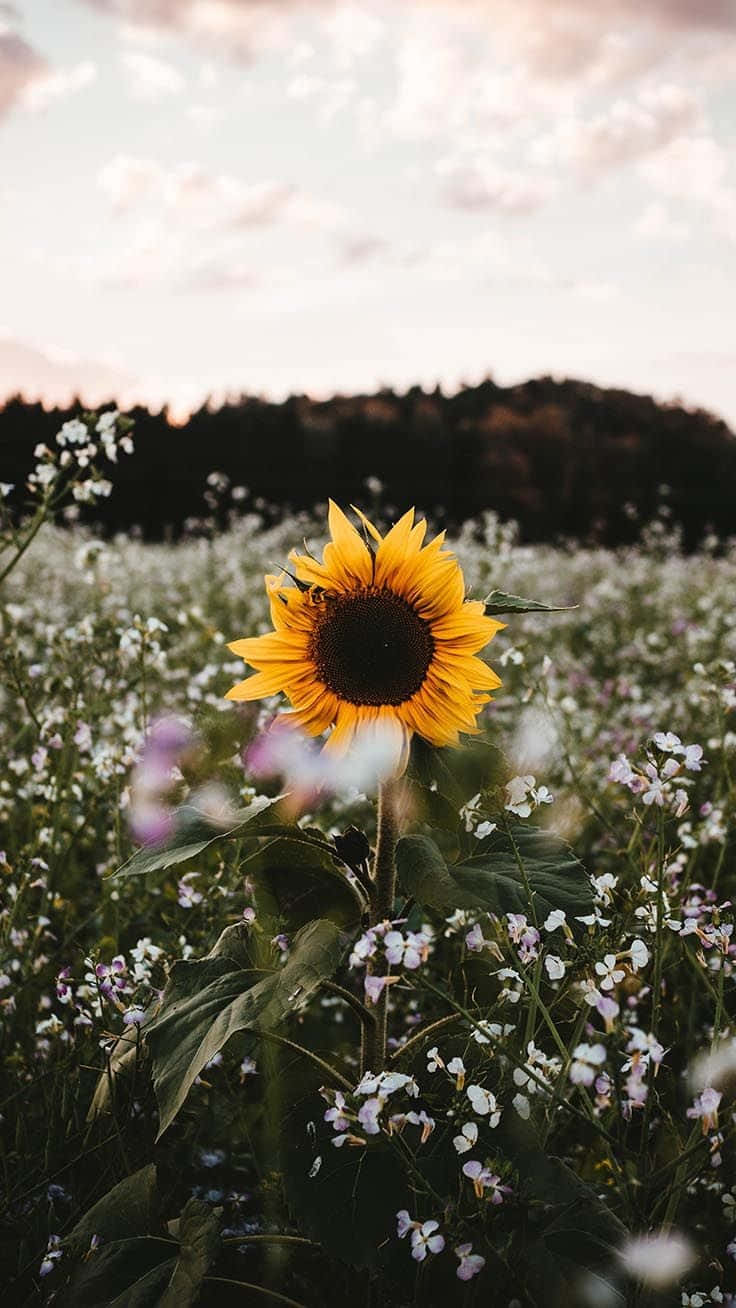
(226, 502, 504, 772)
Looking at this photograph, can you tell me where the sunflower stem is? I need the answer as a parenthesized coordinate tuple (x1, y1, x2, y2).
(361, 778, 401, 1074)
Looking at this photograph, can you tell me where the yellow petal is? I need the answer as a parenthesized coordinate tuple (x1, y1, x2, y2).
(350, 504, 383, 544)
(373, 508, 416, 586)
(225, 669, 289, 701)
(323, 704, 360, 756)
(322, 499, 373, 586)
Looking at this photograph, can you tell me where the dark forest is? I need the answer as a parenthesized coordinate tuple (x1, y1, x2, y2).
(2, 374, 735, 544)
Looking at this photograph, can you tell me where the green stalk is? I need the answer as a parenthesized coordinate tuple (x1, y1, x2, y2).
(361, 778, 401, 1073)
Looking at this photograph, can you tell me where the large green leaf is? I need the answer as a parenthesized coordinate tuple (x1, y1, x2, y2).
(110, 795, 292, 880)
(146, 919, 347, 1137)
(407, 736, 508, 808)
(484, 589, 577, 615)
(63, 1165, 160, 1260)
(62, 1238, 175, 1308)
(496, 1116, 627, 1307)
(396, 824, 594, 923)
(245, 835, 367, 929)
(157, 1199, 220, 1308)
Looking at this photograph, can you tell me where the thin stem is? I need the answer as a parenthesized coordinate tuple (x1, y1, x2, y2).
(415, 973, 627, 1155)
(221, 1235, 317, 1249)
(361, 778, 401, 1073)
(390, 1013, 461, 1063)
(651, 807, 667, 1042)
(320, 980, 376, 1030)
(0, 501, 48, 587)
(203, 1278, 308, 1308)
(254, 1029, 352, 1092)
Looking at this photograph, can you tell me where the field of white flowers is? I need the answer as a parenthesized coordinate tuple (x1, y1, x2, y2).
(1, 416, 735, 1307)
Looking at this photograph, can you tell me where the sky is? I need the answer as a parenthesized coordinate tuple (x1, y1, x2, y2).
(1, 0, 735, 423)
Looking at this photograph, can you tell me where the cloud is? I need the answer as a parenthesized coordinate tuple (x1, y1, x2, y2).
(633, 200, 690, 241)
(436, 156, 552, 213)
(21, 60, 98, 111)
(97, 153, 345, 234)
(0, 335, 137, 407)
(638, 134, 736, 241)
(98, 154, 163, 209)
(120, 50, 186, 100)
(639, 133, 728, 199)
(88, 154, 349, 290)
(0, 30, 47, 120)
(535, 84, 702, 175)
(80, 0, 308, 61)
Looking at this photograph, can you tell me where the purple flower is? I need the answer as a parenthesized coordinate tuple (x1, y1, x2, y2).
(456, 1243, 486, 1281)
(462, 1161, 510, 1204)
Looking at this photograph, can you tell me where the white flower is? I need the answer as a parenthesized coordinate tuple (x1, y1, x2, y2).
(544, 909, 567, 932)
(512, 1093, 530, 1120)
(570, 1043, 606, 1086)
(404, 1110, 435, 1143)
(453, 1121, 478, 1153)
(462, 1162, 509, 1203)
(629, 939, 649, 970)
(447, 1056, 466, 1089)
(466, 1085, 501, 1125)
(410, 1220, 445, 1261)
(544, 954, 566, 981)
(595, 954, 626, 991)
(609, 754, 635, 785)
(504, 774, 536, 817)
(682, 743, 704, 771)
(653, 731, 682, 752)
(475, 820, 497, 839)
(426, 1046, 444, 1074)
(687, 1087, 721, 1134)
(642, 765, 666, 806)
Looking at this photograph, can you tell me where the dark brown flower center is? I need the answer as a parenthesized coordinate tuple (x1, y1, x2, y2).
(310, 587, 434, 706)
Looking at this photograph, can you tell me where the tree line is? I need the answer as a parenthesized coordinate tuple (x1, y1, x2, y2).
(1, 375, 734, 546)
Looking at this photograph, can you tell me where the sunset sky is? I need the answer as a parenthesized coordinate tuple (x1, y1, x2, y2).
(1, 0, 735, 422)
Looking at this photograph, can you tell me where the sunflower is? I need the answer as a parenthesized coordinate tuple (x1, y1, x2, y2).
(226, 502, 504, 771)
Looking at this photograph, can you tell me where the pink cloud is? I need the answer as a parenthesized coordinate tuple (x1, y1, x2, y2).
(567, 84, 701, 173)
(0, 337, 137, 407)
(436, 157, 552, 213)
(0, 30, 47, 120)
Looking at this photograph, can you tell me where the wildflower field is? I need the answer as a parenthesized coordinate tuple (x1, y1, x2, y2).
(1, 415, 735, 1307)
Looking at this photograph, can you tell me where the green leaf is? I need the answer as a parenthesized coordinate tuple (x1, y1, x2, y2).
(484, 589, 577, 615)
(246, 835, 366, 929)
(62, 1237, 175, 1308)
(157, 1200, 220, 1308)
(396, 824, 594, 923)
(110, 795, 291, 880)
(63, 1165, 160, 1260)
(407, 736, 508, 808)
(510, 1135, 627, 1305)
(146, 919, 347, 1137)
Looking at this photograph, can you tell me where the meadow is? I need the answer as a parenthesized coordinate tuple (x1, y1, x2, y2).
(1, 415, 735, 1306)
